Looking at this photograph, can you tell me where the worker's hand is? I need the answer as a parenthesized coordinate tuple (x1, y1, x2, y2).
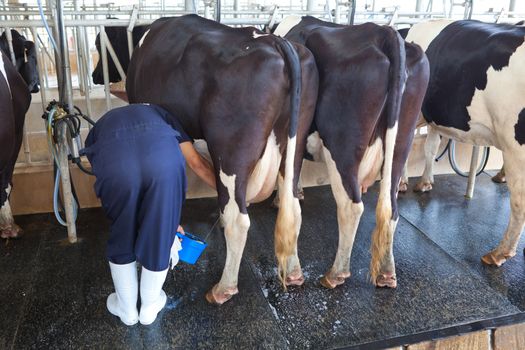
(177, 225, 185, 242)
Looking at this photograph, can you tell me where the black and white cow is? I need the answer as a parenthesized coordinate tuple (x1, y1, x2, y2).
(0, 51, 31, 238)
(0, 29, 40, 93)
(126, 15, 319, 304)
(274, 16, 429, 288)
(92, 25, 150, 84)
(404, 20, 525, 266)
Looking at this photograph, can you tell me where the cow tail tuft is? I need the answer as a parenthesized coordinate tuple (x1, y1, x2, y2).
(274, 38, 301, 290)
(370, 29, 406, 283)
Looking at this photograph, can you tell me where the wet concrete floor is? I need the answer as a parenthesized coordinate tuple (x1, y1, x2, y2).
(1, 173, 524, 349)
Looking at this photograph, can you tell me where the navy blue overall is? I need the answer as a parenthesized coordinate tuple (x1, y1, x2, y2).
(84, 104, 191, 271)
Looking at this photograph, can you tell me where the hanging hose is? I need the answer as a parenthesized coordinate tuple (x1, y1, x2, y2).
(36, 0, 59, 54)
(43, 101, 95, 226)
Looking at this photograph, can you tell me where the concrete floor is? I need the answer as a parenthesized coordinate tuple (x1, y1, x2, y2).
(1, 173, 524, 349)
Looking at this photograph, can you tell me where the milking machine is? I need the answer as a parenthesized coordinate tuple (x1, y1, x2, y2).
(43, 100, 95, 240)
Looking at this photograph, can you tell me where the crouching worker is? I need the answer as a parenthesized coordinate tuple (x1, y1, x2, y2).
(83, 104, 216, 326)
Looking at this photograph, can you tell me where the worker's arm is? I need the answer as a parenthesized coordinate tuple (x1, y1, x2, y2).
(179, 142, 216, 190)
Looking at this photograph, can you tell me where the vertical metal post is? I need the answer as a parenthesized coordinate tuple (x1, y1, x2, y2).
(30, 27, 48, 110)
(56, 0, 77, 242)
(348, 0, 356, 25)
(4, 27, 17, 65)
(58, 123, 77, 243)
(99, 25, 111, 111)
(307, 0, 315, 11)
(509, 0, 516, 14)
(185, 0, 194, 12)
(465, 145, 480, 199)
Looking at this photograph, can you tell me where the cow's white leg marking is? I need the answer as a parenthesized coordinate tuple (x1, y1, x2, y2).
(246, 131, 281, 203)
(275, 173, 303, 285)
(275, 135, 303, 287)
(375, 218, 398, 288)
(370, 122, 398, 287)
(206, 170, 250, 305)
(399, 162, 409, 193)
(273, 16, 302, 37)
(481, 151, 525, 267)
(0, 185, 21, 239)
(414, 125, 440, 192)
(320, 146, 364, 289)
(0, 53, 11, 97)
(138, 29, 150, 47)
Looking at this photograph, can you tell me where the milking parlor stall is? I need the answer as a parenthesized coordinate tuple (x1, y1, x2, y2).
(1, 0, 525, 348)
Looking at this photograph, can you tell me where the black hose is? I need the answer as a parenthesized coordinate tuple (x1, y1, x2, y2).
(73, 158, 94, 176)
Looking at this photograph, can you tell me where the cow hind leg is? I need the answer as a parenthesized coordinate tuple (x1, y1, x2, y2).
(320, 146, 363, 289)
(0, 186, 22, 239)
(414, 126, 440, 192)
(481, 153, 525, 267)
(398, 162, 409, 193)
(205, 171, 250, 305)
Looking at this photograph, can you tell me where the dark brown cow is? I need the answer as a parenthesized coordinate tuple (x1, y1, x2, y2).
(275, 16, 429, 288)
(126, 15, 318, 304)
(0, 51, 31, 238)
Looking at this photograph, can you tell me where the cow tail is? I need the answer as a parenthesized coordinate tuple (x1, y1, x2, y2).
(274, 38, 301, 290)
(370, 29, 406, 283)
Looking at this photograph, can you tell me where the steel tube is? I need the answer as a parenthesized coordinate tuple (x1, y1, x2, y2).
(465, 145, 480, 199)
(99, 25, 111, 111)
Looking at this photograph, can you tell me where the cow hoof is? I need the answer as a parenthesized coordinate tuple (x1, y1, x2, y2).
(297, 190, 305, 201)
(205, 285, 238, 305)
(491, 173, 506, 184)
(0, 224, 23, 239)
(375, 273, 397, 288)
(320, 271, 350, 289)
(271, 197, 280, 209)
(285, 270, 305, 287)
(398, 181, 408, 193)
(481, 251, 515, 267)
(414, 182, 433, 193)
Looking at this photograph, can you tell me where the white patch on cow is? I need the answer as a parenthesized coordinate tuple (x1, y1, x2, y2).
(405, 20, 454, 51)
(0, 185, 14, 227)
(0, 53, 11, 97)
(246, 131, 282, 203)
(218, 169, 250, 289)
(306, 131, 324, 162)
(357, 137, 383, 192)
(253, 31, 269, 39)
(466, 40, 525, 150)
(138, 29, 150, 47)
(273, 16, 302, 37)
(322, 145, 364, 274)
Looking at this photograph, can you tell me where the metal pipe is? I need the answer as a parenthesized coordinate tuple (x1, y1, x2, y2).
(4, 27, 16, 65)
(57, 122, 77, 243)
(101, 30, 126, 81)
(99, 25, 111, 111)
(509, 0, 516, 13)
(30, 26, 48, 109)
(465, 145, 480, 199)
(56, 0, 74, 111)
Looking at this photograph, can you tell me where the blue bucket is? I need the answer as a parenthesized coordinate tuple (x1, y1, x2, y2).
(176, 232, 208, 264)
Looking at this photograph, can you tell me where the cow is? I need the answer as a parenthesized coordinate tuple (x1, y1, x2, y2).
(403, 19, 525, 267)
(0, 29, 40, 93)
(0, 51, 32, 239)
(92, 25, 150, 85)
(125, 15, 319, 304)
(273, 16, 429, 288)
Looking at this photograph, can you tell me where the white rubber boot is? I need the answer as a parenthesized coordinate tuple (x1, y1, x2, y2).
(139, 267, 168, 325)
(107, 261, 139, 326)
